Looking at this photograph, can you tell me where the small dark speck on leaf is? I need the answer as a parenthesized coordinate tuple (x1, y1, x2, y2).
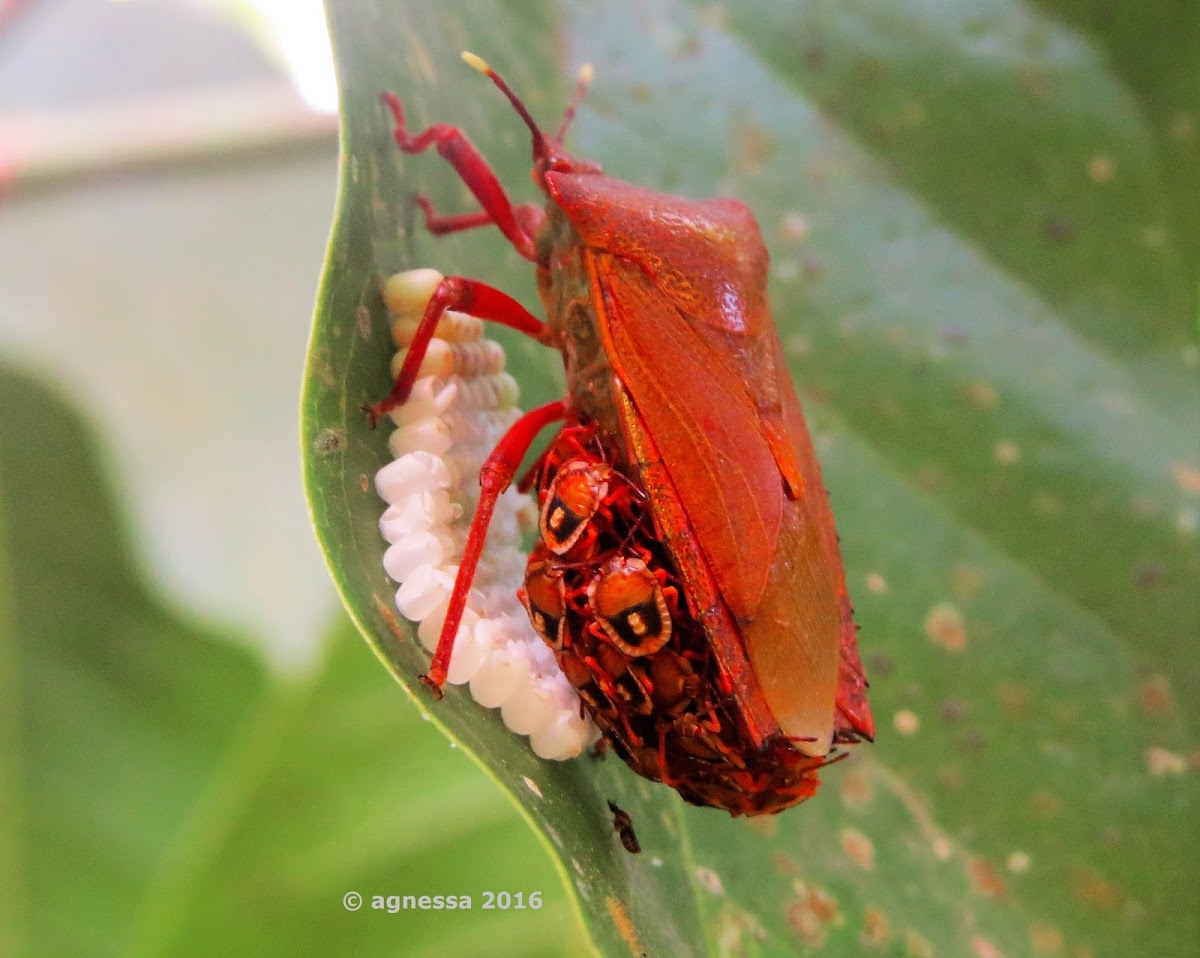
(313, 428, 346, 457)
(1042, 213, 1076, 243)
(941, 699, 967, 722)
(960, 728, 987, 752)
(1133, 560, 1165, 589)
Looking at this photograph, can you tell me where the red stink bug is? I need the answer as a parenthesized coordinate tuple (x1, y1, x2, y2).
(368, 53, 874, 815)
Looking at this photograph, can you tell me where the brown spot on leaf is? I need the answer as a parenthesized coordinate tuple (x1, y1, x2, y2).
(972, 936, 1005, 958)
(1042, 213, 1076, 243)
(867, 651, 895, 677)
(841, 828, 875, 870)
(925, 602, 967, 651)
(840, 768, 874, 809)
(996, 681, 1032, 716)
(1172, 461, 1200, 493)
(1137, 673, 1175, 717)
(936, 765, 964, 790)
(968, 857, 1007, 899)
(312, 427, 346, 457)
(1072, 867, 1123, 911)
(1007, 851, 1031, 873)
(905, 930, 934, 958)
(861, 907, 892, 949)
(749, 815, 778, 837)
(1031, 923, 1064, 954)
(894, 710, 921, 735)
(1086, 155, 1115, 184)
(940, 699, 967, 722)
(1133, 560, 1165, 589)
(994, 440, 1021, 464)
(966, 378, 999, 409)
(1030, 790, 1064, 819)
(1145, 746, 1187, 776)
(605, 897, 644, 957)
(372, 596, 408, 644)
(772, 852, 801, 876)
(786, 881, 842, 948)
(731, 120, 775, 173)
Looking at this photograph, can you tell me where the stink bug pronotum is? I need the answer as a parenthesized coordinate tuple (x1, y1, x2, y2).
(369, 53, 874, 815)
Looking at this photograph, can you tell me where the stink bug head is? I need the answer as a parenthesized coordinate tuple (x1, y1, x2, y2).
(461, 52, 602, 194)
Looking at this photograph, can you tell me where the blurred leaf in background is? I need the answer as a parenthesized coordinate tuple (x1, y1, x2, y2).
(1, 1, 578, 956)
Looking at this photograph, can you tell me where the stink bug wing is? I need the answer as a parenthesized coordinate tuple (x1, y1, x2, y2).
(601, 263, 841, 754)
(774, 334, 874, 743)
(592, 253, 782, 621)
(547, 171, 787, 620)
(549, 172, 852, 754)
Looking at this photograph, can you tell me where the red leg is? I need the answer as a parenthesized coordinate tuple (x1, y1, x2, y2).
(365, 275, 549, 425)
(421, 400, 568, 693)
(413, 194, 545, 240)
(382, 92, 537, 261)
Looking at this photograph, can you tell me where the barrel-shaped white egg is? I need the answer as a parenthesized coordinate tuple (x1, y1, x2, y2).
(394, 564, 455, 622)
(531, 710, 592, 761)
(373, 267, 592, 762)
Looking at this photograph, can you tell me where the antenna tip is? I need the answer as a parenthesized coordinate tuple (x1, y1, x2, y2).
(578, 63, 595, 85)
(461, 51, 492, 75)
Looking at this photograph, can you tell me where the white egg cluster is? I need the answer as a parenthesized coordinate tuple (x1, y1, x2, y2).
(374, 268, 593, 760)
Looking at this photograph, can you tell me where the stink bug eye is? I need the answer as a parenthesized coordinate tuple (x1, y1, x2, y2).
(369, 55, 873, 815)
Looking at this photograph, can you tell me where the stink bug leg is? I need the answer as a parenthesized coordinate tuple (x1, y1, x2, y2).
(381, 92, 538, 260)
(364, 275, 548, 425)
(420, 399, 567, 694)
(412, 194, 545, 242)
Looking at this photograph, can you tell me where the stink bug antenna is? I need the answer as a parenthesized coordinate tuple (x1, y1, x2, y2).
(462, 51, 549, 162)
(556, 63, 594, 142)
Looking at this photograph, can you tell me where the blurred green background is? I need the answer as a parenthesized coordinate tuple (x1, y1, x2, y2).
(3, 1, 1198, 956)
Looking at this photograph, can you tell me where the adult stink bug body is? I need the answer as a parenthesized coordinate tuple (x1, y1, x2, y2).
(369, 53, 873, 814)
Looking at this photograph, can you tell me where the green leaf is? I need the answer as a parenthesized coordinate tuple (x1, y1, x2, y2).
(0, 361, 578, 958)
(304, 1, 1199, 956)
